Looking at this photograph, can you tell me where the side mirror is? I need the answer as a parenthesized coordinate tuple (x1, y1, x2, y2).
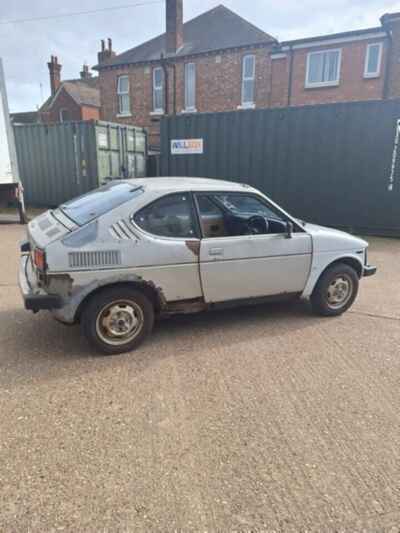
(286, 221, 294, 239)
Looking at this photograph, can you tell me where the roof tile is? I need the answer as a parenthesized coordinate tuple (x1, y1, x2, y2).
(96, 5, 275, 69)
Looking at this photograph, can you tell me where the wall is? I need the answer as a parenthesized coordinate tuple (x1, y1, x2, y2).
(98, 25, 400, 146)
(288, 38, 388, 106)
(99, 45, 273, 147)
(81, 106, 100, 121)
(270, 56, 290, 107)
(41, 88, 82, 123)
(99, 63, 154, 141)
(173, 46, 272, 113)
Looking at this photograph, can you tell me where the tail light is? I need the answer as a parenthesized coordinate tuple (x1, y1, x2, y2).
(34, 248, 47, 271)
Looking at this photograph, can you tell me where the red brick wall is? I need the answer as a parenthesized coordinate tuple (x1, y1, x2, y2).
(288, 39, 387, 106)
(173, 47, 272, 113)
(99, 45, 273, 146)
(98, 35, 395, 147)
(40, 88, 100, 123)
(270, 57, 290, 107)
(41, 88, 82, 123)
(81, 106, 100, 121)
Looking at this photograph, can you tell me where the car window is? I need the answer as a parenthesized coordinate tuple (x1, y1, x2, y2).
(196, 195, 229, 237)
(134, 193, 197, 238)
(214, 193, 283, 220)
(60, 182, 144, 226)
(196, 192, 289, 238)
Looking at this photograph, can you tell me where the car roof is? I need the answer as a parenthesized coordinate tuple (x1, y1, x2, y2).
(125, 177, 257, 194)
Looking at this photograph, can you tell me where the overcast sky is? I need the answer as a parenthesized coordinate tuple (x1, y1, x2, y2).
(1, 0, 400, 112)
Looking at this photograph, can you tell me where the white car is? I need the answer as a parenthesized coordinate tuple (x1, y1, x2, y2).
(19, 177, 376, 354)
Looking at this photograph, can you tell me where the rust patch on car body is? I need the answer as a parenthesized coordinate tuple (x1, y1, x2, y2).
(45, 274, 74, 298)
(185, 240, 200, 256)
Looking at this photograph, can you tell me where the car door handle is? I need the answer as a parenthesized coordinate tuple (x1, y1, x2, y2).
(209, 247, 223, 256)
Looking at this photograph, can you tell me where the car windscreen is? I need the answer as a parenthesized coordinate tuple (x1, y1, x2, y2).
(60, 182, 144, 226)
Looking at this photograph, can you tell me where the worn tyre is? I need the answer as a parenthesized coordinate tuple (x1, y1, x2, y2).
(311, 263, 359, 317)
(81, 286, 154, 355)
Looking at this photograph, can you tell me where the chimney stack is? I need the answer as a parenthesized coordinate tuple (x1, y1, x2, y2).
(98, 38, 116, 64)
(80, 64, 92, 80)
(166, 0, 183, 55)
(47, 55, 62, 96)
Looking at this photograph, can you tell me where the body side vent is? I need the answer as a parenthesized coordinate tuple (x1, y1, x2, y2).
(68, 250, 122, 269)
(109, 219, 138, 241)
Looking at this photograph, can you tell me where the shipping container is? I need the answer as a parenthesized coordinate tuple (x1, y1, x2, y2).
(14, 120, 147, 207)
(160, 99, 400, 237)
(0, 57, 26, 223)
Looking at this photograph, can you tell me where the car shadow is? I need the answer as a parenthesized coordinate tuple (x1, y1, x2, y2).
(0, 299, 324, 387)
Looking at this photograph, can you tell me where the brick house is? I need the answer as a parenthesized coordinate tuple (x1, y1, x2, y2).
(39, 56, 100, 123)
(94, 2, 400, 148)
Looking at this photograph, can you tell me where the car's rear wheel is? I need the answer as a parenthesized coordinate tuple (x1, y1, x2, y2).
(81, 286, 154, 355)
(311, 263, 359, 317)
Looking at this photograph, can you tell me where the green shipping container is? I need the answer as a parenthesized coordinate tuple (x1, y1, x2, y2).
(14, 120, 147, 207)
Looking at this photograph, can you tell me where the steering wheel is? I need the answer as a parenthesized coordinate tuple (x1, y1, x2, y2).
(246, 215, 269, 235)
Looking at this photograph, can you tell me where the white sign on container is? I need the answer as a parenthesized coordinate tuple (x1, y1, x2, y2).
(171, 138, 203, 155)
(97, 132, 108, 149)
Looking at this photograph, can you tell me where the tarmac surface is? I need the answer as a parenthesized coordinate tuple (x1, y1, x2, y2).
(0, 224, 399, 532)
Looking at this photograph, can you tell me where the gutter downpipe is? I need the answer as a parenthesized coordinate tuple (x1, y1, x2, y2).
(160, 54, 169, 116)
(382, 26, 392, 100)
(172, 62, 177, 115)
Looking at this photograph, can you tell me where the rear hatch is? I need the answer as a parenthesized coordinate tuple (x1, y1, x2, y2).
(27, 209, 77, 249)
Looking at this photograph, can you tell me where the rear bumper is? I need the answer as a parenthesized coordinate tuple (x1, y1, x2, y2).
(19, 255, 63, 313)
(363, 265, 377, 277)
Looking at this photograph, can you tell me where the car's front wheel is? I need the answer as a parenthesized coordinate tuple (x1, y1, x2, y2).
(311, 263, 359, 317)
(81, 286, 154, 355)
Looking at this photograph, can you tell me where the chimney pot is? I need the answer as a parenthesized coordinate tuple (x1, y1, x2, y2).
(98, 38, 116, 64)
(47, 55, 62, 96)
(80, 64, 92, 80)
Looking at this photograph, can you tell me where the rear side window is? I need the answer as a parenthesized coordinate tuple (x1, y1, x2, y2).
(60, 182, 144, 226)
(134, 193, 196, 238)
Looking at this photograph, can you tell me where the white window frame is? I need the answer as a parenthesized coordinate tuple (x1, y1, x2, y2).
(241, 54, 256, 108)
(184, 63, 197, 112)
(152, 67, 164, 114)
(59, 108, 69, 122)
(305, 48, 342, 88)
(117, 75, 131, 116)
(364, 42, 383, 79)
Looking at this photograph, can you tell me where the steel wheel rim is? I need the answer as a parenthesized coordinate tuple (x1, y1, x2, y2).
(326, 274, 353, 309)
(96, 299, 144, 346)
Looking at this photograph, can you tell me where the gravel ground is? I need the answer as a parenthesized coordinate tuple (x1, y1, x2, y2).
(0, 224, 399, 532)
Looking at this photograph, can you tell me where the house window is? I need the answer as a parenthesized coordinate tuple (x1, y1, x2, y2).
(306, 49, 341, 88)
(241, 55, 256, 107)
(59, 108, 70, 122)
(184, 63, 196, 111)
(153, 67, 164, 113)
(364, 43, 383, 78)
(117, 75, 130, 115)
